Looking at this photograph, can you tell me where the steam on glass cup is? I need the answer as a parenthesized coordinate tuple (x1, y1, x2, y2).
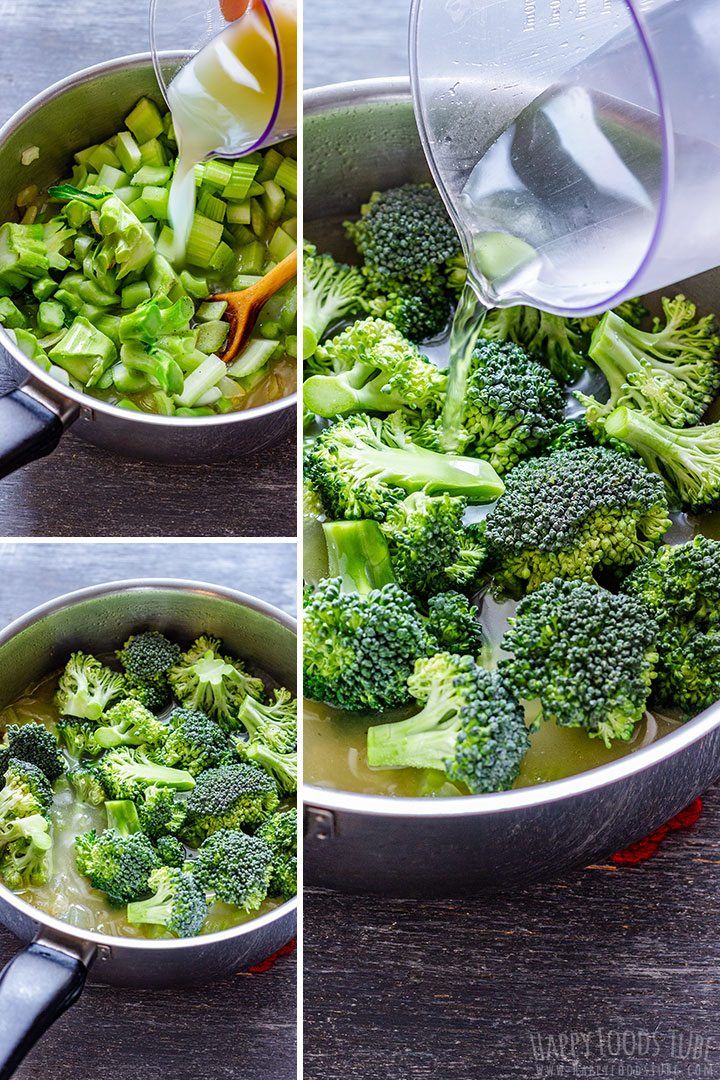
(150, 0, 297, 258)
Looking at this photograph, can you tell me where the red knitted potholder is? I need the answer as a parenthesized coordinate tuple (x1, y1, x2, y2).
(610, 799, 703, 865)
(247, 939, 295, 973)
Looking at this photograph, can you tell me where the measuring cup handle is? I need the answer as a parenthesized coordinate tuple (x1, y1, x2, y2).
(0, 940, 90, 1080)
(0, 386, 72, 480)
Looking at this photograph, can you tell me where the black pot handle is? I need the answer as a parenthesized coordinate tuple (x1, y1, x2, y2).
(0, 939, 91, 1080)
(0, 387, 75, 480)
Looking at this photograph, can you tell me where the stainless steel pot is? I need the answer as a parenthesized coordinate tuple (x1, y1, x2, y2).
(302, 77, 720, 897)
(0, 53, 297, 474)
(0, 579, 297, 1078)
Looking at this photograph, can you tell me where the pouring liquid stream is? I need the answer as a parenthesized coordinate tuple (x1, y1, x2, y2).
(440, 281, 488, 452)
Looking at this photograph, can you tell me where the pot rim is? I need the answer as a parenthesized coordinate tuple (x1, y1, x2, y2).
(0, 577, 297, 952)
(0, 51, 297, 429)
(302, 75, 720, 820)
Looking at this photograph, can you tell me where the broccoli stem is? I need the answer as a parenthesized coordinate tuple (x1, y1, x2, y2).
(105, 800, 142, 836)
(304, 369, 410, 418)
(352, 442, 504, 502)
(367, 682, 459, 770)
(322, 520, 396, 595)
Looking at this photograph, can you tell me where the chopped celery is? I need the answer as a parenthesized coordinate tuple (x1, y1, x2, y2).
(273, 158, 297, 198)
(237, 240, 265, 276)
(226, 338, 277, 378)
(125, 98, 164, 144)
(115, 132, 142, 175)
(0, 96, 295, 416)
(186, 213, 224, 266)
(121, 281, 152, 310)
(195, 319, 229, 355)
(36, 300, 65, 334)
(268, 227, 296, 262)
(173, 355, 226, 407)
(196, 301, 227, 321)
(131, 165, 172, 187)
(117, 398, 143, 411)
(226, 201, 251, 225)
(0, 298, 26, 329)
(260, 180, 285, 222)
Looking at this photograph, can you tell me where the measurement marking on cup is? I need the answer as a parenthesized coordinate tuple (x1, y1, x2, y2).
(524, 0, 535, 31)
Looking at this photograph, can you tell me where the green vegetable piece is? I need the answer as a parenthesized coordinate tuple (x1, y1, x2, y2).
(49, 316, 117, 387)
(125, 98, 164, 144)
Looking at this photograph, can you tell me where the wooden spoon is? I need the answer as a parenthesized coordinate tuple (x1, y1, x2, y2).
(209, 249, 297, 364)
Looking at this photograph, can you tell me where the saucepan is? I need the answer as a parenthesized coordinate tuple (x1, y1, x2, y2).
(0, 579, 297, 1078)
(0, 53, 297, 476)
(302, 77, 720, 897)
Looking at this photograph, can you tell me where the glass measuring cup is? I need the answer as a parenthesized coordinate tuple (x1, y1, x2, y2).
(149, 0, 297, 160)
(410, 0, 720, 317)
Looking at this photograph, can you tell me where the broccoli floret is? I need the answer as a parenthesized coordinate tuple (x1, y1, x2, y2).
(156, 835, 186, 868)
(479, 305, 588, 384)
(182, 762, 279, 847)
(2, 723, 64, 782)
(622, 537, 720, 713)
(234, 740, 297, 796)
(54, 652, 128, 721)
(236, 690, 297, 754)
(367, 653, 528, 793)
(94, 698, 168, 750)
(413, 340, 565, 473)
(127, 866, 208, 937)
(94, 748, 195, 801)
(256, 809, 297, 901)
(168, 636, 265, 730)
(593, 404, 720, 513)
(304, 317, 446, 420)
(75, 828, 161, 904)
(484, 446, 670, 598)
(117, 631, 181, 684)
(56, 718, 104, 758)
(345, 184, 461, 292)
(0, 760, 53, 830)
(377, 491, 487, 596)
(363, 281, 451, 343)
(305, 412, 504, 522)
(305, 522, 484, 709)
(501, 578, 658, 746)
(425, 591, 485, 655)
(136, 785, 187, 840)
(154, 707, 231, 776)
(67, 763, 106, 806)
(302, 240, 366, 360)
(117, 632, 180, 711)
(192, 829, 273, 911)
(0, 813, 53, 889)
(580, 296, 720, 428)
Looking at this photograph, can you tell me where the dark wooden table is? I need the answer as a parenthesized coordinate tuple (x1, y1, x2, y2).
(303, 5, 720, 1078)
(0, 541, 297, 1080)
(0, 0, 296, 538)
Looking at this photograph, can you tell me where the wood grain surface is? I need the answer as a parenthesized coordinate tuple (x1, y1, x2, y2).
(303, 4, 720, 1079)
(0, 0, 296, 538)
(0, 541, 297, 1080)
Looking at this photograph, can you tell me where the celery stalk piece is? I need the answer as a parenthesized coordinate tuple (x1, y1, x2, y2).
(237, 241, 265, 276)
(139, 138, 167, 169)
(36, 300, 65, 335)
(195, 320, 229, 355)
(93, 196, 155, 279)
(121, 281, 152, 310)
(257, 147, 284, 182)
(173, 355, 226, 407)
(273, 158, 297, 198)
(125, 98, 164, 144)
(115, 132, 142, 175)
(96, 164, 130, 192)
(208, 242, 234, 273)
(186, 213, 224, 267)
(0, 222, 49, 290)
(261, 180, 285, 222)
(7, 328, 51, 372)
(226, 338, 277, 378)
(267, 227, 296, 262)
(112, 361, 151, 395)
(0, 298, 27, 329)
(141, 186, 170, 219)
(194, 386, 223, 407)
(32, 276, 56, 302)
(131, 165, 172, 187)
(117, 398, 143, 411)
(226, 201, 251, 225)
(179, 271, 208, 300)
(49, 316, 117, 386)
(202, 160, 233, 190)
(223, 162, 258, 201)
(196, 301, 227, 322)
(197, 190, 227, 223)
(87, 143, 121, 172)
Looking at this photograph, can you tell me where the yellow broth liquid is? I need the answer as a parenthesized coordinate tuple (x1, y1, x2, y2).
(303, 474, 720, 799)
(1, 670, 286, 938)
